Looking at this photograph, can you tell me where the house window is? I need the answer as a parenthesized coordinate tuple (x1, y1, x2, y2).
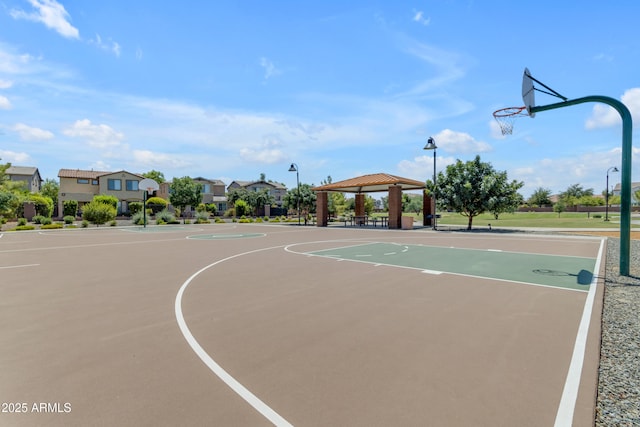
(92, 180, 99, 185)
(108, 179, 122, 191)
(126, 180, 139, 191)
(201, 184, 210, 193)
(77, 178, 89, 184)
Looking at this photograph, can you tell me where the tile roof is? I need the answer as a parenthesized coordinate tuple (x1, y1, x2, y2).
(312, 173, 426, 193)
(6, 166, 39, 176)
(58, 169, 111, 179)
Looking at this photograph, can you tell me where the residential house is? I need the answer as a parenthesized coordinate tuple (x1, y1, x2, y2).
(157, 177, 227, 215)
(6, 166, 42, 192)
(612, 182, 640, 205)
(227, 180, 287, 208)
(58, 169, 146, 217)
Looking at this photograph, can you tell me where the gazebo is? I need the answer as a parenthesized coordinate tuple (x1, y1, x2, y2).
(312, 173, 432, 229)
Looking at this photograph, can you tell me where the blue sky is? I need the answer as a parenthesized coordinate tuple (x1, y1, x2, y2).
(1, 0, 639, 198)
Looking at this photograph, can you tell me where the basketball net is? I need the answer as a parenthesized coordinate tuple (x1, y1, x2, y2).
(493, 106, 528, 135)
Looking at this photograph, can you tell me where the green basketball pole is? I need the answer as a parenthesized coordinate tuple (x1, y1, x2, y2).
(531, 96, 632, 276)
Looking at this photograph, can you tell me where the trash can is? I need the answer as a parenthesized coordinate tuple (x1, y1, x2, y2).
(401, 216, 414, 230)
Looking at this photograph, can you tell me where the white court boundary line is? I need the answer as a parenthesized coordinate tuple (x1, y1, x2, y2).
(175, 245, 293, 427)
(554, 237, 605, 426)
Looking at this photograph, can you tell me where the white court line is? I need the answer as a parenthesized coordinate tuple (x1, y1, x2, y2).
(0, 263, 39, 270)
(175, 245, 293, 427)
(554, 237, 606, 427)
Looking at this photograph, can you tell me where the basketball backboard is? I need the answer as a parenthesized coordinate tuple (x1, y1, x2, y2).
(522, 68, 535, 118)
(139, 178, 159, 193)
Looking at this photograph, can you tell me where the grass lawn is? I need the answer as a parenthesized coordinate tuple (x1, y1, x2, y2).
(420, 211, 637, 229)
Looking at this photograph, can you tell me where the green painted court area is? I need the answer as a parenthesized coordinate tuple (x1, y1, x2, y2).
(310, 242, 596, 291)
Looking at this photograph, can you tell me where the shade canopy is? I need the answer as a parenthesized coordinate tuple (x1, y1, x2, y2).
(312, 173, 426, 193)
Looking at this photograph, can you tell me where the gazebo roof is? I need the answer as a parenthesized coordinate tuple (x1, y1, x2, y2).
(312, 173, 425, 193)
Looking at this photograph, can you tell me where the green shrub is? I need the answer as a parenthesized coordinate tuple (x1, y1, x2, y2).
(109, 220, 117, 226)
(41, 223, 63, 229)
(82, 200, 117, 225)
(81, 220, 89, 228)
(14, 225, 35, 231)
(255, 217, 263, 223)
(17, 218, 27, 226)
(27, 194, 54, 217)
(131, 212, 145, 225)
(194, 211, 210, 223)
(93, 195, 118, 209)
(263, 216, 269, 222)
(32, 215, 46, 224)
(63, 215, 75, 224)
(63, 200, 78, 217)
(196, 203, 207, 213)
(128, 202, 143, 215)
(206, 203, 218, 216)
(40, 217, 52, 225)
(146, 197, 168, 214)
(235, 200, 250, 217)
(156, 209, 176, 223)
(214, 217, 225, 223)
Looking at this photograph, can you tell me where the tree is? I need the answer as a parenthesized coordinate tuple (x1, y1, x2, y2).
(527, 187, 552, 207)
(403, 194, 423, 214)
(560, 184, 594, 206)
(234, 199, 250, 217)
(169, 177, 203, 221)
(284, 183, 317, 215)
(143, 170, 165, 184)
(247, 188, 274, 216)
(553, 200, 567, 217)
(434, 155, 524, 230)
(40, 179, 59, 211)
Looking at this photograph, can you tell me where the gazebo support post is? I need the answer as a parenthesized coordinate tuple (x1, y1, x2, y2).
(423, 192, 433, 227)
(316, 191, 328, 227)
(388, 185, 402, 229)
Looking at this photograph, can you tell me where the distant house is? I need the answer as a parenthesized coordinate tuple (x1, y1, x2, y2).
(157, 177, 227, 214)
(612, 182, 640, 205)
(58, 169, 146, 217)
(227, 180, 287, 208)
(6, 166, 42, 192)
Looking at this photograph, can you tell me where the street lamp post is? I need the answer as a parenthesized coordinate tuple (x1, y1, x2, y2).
(423, 137, 437, 230)
(288, 163, 301, 225)
(605, 166, 619, 221)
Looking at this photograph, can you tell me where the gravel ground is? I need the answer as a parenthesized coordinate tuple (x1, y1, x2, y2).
(596, 237, 640, 426)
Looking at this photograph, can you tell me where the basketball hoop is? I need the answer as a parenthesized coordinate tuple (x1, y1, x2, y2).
(493, 106, 528, 135)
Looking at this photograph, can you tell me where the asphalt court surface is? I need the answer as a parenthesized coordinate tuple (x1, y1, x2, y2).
(0, 224, 605, 426)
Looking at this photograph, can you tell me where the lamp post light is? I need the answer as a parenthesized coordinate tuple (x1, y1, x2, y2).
(605, 166, 619, 221)
(423, 137, 437, 230)
(288, 163, 301, 225)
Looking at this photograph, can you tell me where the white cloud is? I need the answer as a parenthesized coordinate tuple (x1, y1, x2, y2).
(397, 154, 456, 182)
(585, 88, 640, 129)
(0, 79, 13, 89)
(132, 150, 190, 168)
(260, 57, 282, 80)
(10, 0, 80, 39)
(89, 34, 121, 57)
(0, 95, 11, 110)
(489, 119, 507, 139)
(0, 150, 31, 163)
(63, 119, 124, 149)
(412, 10, 431, 26)
(240, 135, 288, 164)
(432, 129, 492, 154)
(13, 123, 55, 141)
